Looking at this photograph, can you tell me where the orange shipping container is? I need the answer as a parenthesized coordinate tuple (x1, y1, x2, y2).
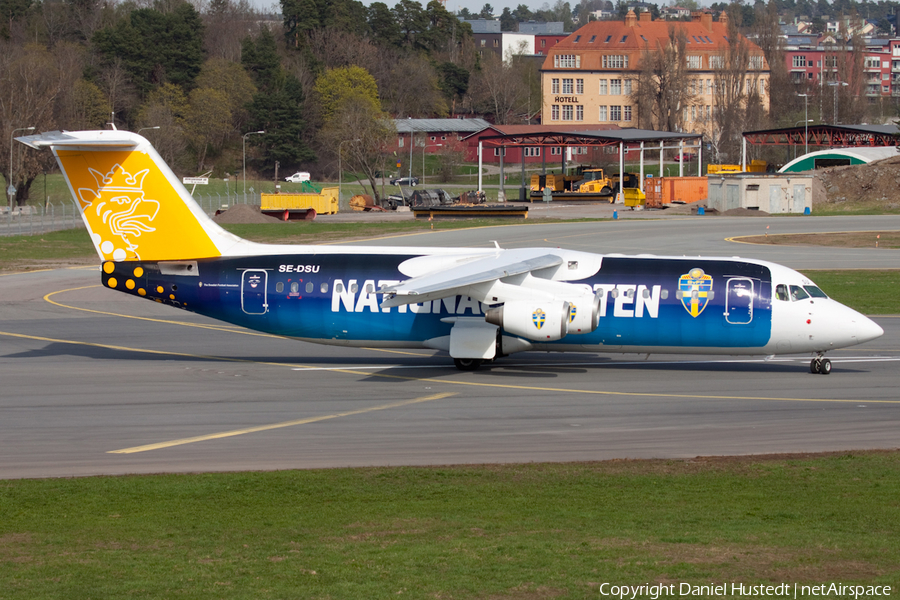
(644, 177, 707, 208)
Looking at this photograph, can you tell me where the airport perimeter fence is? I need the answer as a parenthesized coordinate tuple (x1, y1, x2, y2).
(0, 192, 264, 237)
(0, 202, 84, 237)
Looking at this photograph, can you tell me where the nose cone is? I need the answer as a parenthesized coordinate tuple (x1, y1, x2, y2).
(856, 314, 884, 345)
(825, 302, 884, 347)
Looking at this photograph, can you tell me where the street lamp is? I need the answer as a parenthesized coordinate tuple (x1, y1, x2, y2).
(8, 126, 35, 216)
(242, 130, 265, 198)
(796, 93, 810, 155)
(827, 81, 849, 125)
(338, 138, 361, 204)
(137, 126, 160, 136)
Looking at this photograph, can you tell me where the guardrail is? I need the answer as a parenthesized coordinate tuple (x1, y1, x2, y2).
(0, 193, 264, 237)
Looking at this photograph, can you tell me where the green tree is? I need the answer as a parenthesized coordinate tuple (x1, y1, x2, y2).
(313, 64, 380, 125)
(393, 0, 427, 48)
(0, 0, 32, 39)
(242, 28, 314, 171)
(92, 1, 204, 97)
(499, 7, 515, 30)
(241, 27, 283, 89)
(245, 80, 316, 170)
(64, 79, 109, 130)
(195, 57, 256, 131)
(367, 1, 401, 47)
(436, 61, 469, 113)
(184, 87, 232, 170)
(478, 3, 493, 18)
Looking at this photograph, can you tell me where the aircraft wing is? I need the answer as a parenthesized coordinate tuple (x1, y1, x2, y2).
(380, 253, 563, 308)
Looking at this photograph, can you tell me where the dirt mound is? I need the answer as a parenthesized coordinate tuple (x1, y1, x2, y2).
(722, 207, 770, 216)
(816, 155, 900, 211)
(213, 203, 282, 224)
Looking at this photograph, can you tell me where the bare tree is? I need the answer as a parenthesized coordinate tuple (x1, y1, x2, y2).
(711, 16, 763, 163)
(318, 97, 395, 200)
(466, 51, 528, 124)
(631, 26, 694, 132)
(0, 42, 70, 204)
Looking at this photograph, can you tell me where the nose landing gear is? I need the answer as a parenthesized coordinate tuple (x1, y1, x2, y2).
(810, 354, 832, 375)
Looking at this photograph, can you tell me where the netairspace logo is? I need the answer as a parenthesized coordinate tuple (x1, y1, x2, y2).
(598, 583, 892, 600)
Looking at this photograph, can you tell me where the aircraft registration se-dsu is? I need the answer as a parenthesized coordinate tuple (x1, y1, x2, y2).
(20, 130, 883, 374)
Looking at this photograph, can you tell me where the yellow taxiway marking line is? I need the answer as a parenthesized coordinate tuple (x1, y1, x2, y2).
(108, 392, 456, 454)
(0, 265, 97, 277)
(3, 330, 900, 408)
(43, 286, 286, 339)
(726, 230, 900, 246)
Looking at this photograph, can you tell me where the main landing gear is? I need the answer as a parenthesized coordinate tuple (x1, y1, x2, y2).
(454, 358, 483, 371)
(810, 354, 832, 375)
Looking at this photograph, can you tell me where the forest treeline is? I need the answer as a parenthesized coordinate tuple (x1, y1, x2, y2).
(1, 0, 540, 201)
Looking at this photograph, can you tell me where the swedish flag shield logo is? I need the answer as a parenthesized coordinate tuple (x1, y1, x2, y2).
(532, 308, 546, 330)
(678, 268, 713, 317)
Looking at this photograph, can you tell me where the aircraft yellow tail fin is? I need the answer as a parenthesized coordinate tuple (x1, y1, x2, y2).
(18, 130, 245, 262)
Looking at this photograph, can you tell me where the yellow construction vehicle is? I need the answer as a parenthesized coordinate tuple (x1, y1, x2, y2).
(529, 168, 616, 202)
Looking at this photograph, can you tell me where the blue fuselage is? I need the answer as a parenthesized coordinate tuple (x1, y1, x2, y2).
(102, 253, 773, 351)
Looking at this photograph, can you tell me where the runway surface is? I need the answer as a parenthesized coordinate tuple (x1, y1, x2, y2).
(1, 216, 898, 479)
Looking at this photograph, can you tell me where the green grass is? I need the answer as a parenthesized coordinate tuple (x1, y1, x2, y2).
(802, 269, 900, 314)
(2, 453, 899, 598)
(0, 229, 95, 271)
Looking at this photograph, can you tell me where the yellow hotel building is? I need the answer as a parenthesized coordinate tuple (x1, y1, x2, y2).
(540, 10, 769, 137)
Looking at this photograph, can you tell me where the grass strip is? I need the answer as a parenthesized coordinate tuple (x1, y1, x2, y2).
(0, 229, 96, 271)
(1, 452, 899, 598)
(801, 269, 900, 314)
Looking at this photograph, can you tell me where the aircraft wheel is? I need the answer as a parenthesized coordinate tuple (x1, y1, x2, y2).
(810, 359, 820, 374)
(819, 358, 832, 375)
(454, 358, 483, 371)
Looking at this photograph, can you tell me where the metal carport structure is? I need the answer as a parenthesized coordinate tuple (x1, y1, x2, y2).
(474, 128, 703, 200)
(740, 124, 900, 170)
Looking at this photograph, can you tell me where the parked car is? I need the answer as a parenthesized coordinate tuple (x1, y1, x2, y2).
(284, 171, 310, 183)
(390, 176, 419, 186)
(675, 153, 696, 162)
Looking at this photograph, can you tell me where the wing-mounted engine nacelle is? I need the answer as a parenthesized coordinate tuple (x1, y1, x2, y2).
(566, 290, 602, 334)
(485, 301, 571, 341)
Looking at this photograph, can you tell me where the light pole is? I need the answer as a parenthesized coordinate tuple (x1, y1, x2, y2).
(421, 141, 427, 186)
(338, 138, 361, 203)
(137, 126, 160, 136)
(796, 93, 809, 155)
(8, 126, 35, 216)
(828, 81, 849, 125)
(242, 130, 265, 198)
(794, 119, 813, 158)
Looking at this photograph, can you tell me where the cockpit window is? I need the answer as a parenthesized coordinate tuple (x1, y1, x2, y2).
(775, 284, 789, 301)
(804, 285, 828, 298)
(790, 285, 810, 301)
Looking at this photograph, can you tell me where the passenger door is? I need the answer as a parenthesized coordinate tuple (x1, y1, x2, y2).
(241, 269, 268, 315)
(724, 277, 753, 324)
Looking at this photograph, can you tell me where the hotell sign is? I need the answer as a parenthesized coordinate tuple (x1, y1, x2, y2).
(554, 96, 580, 103)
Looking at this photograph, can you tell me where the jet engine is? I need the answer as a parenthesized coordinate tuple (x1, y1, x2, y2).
(485, 301, 571, 341)
(566, 291, 602, 334)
